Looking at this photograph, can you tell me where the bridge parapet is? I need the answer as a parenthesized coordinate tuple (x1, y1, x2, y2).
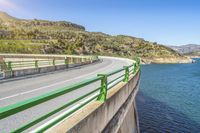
(48, 70, 140, 133)
(0, 54, 98, 79)
(0, 57, 140, 132)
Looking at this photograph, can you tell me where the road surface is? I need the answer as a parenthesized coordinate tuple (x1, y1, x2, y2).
(0, 57, 132, 132)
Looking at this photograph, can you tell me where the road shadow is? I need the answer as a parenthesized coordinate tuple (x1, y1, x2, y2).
(136, 91, 200, 133)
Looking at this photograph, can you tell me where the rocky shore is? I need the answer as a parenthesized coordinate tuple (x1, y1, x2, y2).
(185, 55, 200, 59)
(142, 57, 194, 64)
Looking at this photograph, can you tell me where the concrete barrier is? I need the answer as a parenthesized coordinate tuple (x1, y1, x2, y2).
(47, 71, 140, 133)
(2, 59, 99, 79)
(0, 71, 4, 79)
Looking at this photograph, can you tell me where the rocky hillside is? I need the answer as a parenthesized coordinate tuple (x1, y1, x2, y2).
(0, 12, 192, 63)
(0, 11, 85, 31)
(169, 44, 200, 54)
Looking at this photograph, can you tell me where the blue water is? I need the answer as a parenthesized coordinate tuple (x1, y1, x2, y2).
(136, 58, 200, 133)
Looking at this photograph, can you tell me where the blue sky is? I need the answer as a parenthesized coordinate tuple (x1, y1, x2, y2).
(0, 0, 200, 46)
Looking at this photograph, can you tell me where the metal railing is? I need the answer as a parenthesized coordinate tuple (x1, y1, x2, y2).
(0, 56, 98, 71)
(0, 58, 140, 132)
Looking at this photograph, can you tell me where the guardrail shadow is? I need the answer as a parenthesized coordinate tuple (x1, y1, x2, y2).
(136, 91, 200, 133)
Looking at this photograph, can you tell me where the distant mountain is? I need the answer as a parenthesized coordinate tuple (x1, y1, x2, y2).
(169, 44, 200, 54)
(185, 51, 200, 57)
(0, 11, 192, 63)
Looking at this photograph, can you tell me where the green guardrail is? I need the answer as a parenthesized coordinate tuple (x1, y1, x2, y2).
(0, 56, 98, 71)
(0, 58, 140, 133)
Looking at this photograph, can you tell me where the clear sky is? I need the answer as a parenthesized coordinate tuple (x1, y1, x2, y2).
(0, 0, 200, 46)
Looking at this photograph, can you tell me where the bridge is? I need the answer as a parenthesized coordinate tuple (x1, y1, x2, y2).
(0, 54, 141, 133)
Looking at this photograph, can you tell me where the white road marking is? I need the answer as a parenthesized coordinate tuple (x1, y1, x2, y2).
(0, 57, 133, 101)
(0, 59, 114, 101)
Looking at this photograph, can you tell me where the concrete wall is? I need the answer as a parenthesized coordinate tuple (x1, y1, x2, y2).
(0, 54, 99, 79)
(2, 60, 98, 79)
(0, 54, 96, 60)
(47, 71, 140, 133)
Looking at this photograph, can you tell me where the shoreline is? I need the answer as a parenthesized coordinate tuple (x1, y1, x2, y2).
(185, 55, 200, 59)
(141, 57, 194, 64)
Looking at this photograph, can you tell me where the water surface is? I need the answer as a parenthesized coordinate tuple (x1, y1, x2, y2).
(136, 58, 200, 133)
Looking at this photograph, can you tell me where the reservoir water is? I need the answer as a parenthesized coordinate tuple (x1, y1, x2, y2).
(136, 58, 200, 133)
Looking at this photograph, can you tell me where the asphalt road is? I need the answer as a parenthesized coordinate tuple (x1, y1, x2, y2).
(0, 57, 133, 132)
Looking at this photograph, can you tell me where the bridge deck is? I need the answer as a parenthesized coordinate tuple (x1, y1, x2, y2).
(0, 57, 132, 132)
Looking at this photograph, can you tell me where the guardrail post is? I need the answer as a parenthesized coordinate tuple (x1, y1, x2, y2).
(72, 58, 75, 64)
(123, 66, 129, 82)
(90, 57, 92, 62)
(77, 58, 80, 63)
(84, 58, 86, 62)
(65, 57, 70, 64)
(35, 60, 38, 68)
(138, 59, 141, 66)
(86, 58, 88, 62)
(132, 63, 135, 74)
(0, 64, 2, 71)
(77, 58, 79, 63)
(0, 62, 6, 71)
(97, 74, 108, 102)
(8, 61, 12, 71)
(53, 59, 55, 66)
(64, 58, 68, 65)
(134, 62, 138, 73)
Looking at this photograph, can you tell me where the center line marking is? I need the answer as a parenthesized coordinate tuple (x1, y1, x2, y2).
(0, 59, 115, 101)
(0, 57, 133, 102)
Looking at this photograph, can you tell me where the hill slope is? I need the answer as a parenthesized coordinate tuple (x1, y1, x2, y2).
(185, 51, 200, 56)
(0, 11, 19, 22)
(0, 12, 192, 63)
(169, 44, 200, 54)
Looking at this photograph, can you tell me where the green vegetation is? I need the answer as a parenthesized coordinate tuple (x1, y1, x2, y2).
(0, 11, 184, 60)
